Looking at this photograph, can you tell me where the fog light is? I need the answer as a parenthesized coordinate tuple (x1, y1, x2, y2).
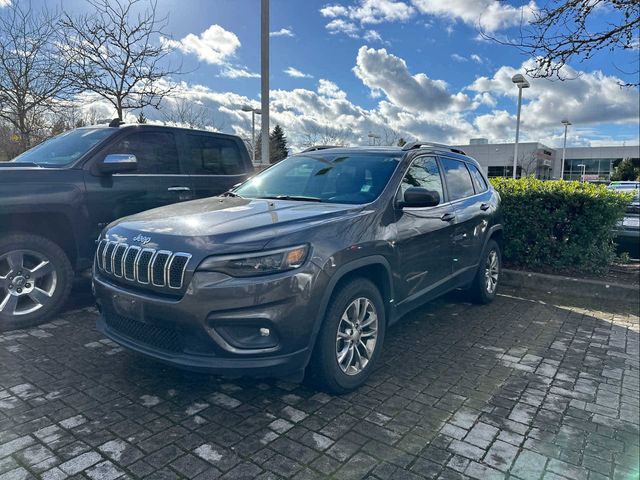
(260, 328, 270, 337)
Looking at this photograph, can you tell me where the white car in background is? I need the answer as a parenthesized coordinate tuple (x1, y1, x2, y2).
(608, 181, 640, 258)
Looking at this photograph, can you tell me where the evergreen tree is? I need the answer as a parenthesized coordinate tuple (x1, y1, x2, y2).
(611, 158, 640, 181)
(137, 111, 148, 124)
(397, 137, 407, 147)
(269, 124, 288, 164)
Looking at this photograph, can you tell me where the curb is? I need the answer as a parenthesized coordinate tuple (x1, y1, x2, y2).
(501, 268, 639, 303)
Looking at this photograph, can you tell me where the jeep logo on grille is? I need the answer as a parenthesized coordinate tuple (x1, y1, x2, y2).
(133, 234, 152, 245)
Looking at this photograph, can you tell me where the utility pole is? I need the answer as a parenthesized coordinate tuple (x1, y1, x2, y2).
(261, 0, 269, 166)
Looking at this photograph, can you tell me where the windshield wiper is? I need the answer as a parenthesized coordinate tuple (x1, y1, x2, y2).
(221, 190, 242, 198)
(257, 195, 324, 202)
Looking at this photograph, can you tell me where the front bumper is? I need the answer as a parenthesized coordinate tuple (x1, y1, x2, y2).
(93, 263, 328, 377)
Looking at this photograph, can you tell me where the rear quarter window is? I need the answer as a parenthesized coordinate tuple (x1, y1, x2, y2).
(185, 134, 245, 175)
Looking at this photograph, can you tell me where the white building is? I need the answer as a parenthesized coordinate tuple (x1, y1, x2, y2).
(454, 140, 640, 181)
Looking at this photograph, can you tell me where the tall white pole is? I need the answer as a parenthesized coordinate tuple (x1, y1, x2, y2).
(561, 123, 568, 180)
(251, 111, 256, 163)
(261, 0, 269, 166)
(512, 86, 523, 179)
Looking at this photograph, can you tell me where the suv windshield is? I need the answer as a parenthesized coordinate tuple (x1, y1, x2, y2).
(235, 153, 399, 204)
(11, 128, 116, 166)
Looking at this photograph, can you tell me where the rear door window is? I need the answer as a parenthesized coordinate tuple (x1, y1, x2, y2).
(441, 158, 475, 201)
(184, 134, 244, 175)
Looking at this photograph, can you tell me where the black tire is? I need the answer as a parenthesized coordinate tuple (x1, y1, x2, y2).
(308, 278, 386, 394)
(0, 234, 73, 332)
(468, 239, 501, 304)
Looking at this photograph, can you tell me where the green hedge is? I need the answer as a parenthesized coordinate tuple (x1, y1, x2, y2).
(490, 177, 633, 273)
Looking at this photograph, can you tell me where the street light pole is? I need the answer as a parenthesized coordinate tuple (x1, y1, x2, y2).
(561, 119, 571, 180)
(577, 163, 586, 182)
(241, 106, 262, 163)
(261, 0, 269, 166)
(511, 74, 530, 179)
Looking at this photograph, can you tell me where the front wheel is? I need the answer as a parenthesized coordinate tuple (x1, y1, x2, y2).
(308, 278, 386, 394)
(468, 239, 501, 304)
(0, 234, 73, 332)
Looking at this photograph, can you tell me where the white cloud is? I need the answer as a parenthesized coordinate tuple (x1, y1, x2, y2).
(321, 0, 414, 38)
(326, 19, 360, 37)
(451, 53, 468, 62)
(363, 30, 384, 42)
(0, 0, 11, 7)
(411, 0, 537, 32)
(321, 0, 415, 24)
(162, 25, 240, 65)
(470, 54, 483, 63)
(270, 28, 295, 38)
(219, 65, 260, 79)
(285, 67, 313, 79)
(66, 51, 638, 151)
(353, 46, 469, 112)
(322, 0, 537, 35)
(468, 60, 640, 131)
(318, 79, 347, 99)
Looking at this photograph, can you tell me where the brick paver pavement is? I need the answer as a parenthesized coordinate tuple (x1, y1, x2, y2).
(0, 285, 638, 480)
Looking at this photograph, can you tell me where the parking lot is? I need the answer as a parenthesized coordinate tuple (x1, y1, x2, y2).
(1, 285, 638, 480)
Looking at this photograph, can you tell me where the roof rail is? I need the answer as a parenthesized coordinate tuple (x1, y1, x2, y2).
(402, 141, 466, 155)
(300, 145, 342, 153)
(108, 118, 125, 128)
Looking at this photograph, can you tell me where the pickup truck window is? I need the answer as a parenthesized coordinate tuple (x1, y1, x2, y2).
(11, 128, 115, 166)
(105, 132, 179, 174)
(185, 134, 244, 175)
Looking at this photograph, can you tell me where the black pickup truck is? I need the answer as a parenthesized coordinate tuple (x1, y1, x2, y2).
(0, 123, 253, 331)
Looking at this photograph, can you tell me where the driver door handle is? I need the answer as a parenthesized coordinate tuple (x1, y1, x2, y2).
(440, 213, 456, 222)
(168, 186, 191, 192)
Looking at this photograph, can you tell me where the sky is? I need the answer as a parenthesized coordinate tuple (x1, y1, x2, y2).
(4, 0, 640, 149)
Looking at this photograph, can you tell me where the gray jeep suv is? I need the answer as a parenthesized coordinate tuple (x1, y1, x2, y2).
(92, 142, 503, 393)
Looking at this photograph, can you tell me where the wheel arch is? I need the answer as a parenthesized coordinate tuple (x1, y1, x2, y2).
(307, 256, 394, 364)
(0, 212, 78, 268)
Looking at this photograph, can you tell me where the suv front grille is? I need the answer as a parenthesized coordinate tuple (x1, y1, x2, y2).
(96, 240, 191, 290)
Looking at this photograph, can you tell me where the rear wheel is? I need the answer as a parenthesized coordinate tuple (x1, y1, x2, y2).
(468, 239, 501, 304)
(308, 278, 385, 394)
(0, 234, 73, 332)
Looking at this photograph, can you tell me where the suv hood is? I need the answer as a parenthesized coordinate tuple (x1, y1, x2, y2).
(106, 196, 367, 253)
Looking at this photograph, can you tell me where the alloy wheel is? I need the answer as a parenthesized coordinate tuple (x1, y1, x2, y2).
(485, 249, 499, 294)
(0, 249, 57, 317)
(335, 297, 378, 375)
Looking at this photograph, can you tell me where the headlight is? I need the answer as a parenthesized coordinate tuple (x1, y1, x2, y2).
(196, 245, 309, 277)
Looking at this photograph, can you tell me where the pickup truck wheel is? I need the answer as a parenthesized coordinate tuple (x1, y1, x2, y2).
(468, 239, 501, 304)
(309, 278, 385, 394)
(0, 234, 73, 332)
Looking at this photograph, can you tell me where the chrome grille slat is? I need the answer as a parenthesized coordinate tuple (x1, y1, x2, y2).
(96, 241, 191, 290)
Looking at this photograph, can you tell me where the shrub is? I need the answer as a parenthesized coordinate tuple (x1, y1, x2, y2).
(490, 177, 633, 273)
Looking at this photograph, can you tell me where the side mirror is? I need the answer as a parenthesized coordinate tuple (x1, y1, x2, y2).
(401, 187, 440, 208)
(98, 154, 138, 174)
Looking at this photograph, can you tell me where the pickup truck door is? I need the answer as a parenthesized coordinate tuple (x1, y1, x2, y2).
(178, 131, 252, 199)
(83, 129, 195, 247)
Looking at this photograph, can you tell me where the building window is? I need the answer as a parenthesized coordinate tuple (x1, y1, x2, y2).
(487, 166, 522, 178)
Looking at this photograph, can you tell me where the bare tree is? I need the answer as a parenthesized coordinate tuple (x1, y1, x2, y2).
(488, 0, 640, 87)
(0, 2, 71, 151)
(61, 0, 177, 120)
(518, 151, 539, 177)
(162, 98, 225, 131)
(299, 125, 353, 148)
